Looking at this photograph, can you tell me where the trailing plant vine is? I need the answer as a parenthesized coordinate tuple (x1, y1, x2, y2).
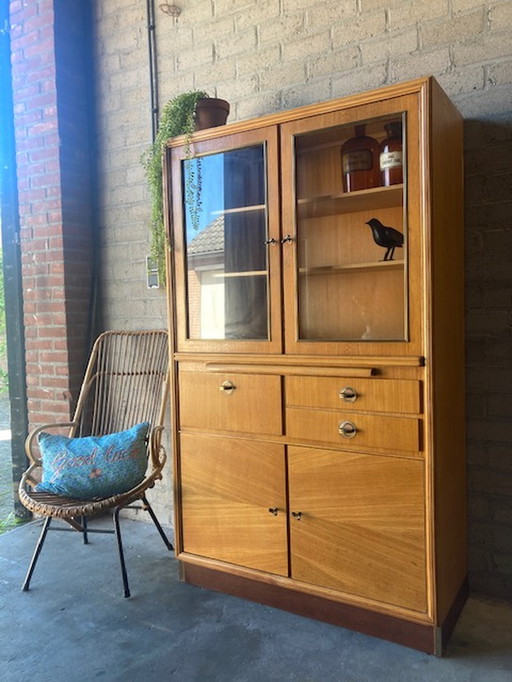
(141, 90, 208, 283)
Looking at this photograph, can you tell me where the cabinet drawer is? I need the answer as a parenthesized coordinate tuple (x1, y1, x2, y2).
(286, 376, 420, 414)
(286, 407, 419, 452)
(179, 371, 282, 436)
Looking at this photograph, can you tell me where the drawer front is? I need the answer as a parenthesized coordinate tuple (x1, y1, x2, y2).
(286, 376, 420, 414)
(286, 407, 419, 452)
(179, 371, 282, 436)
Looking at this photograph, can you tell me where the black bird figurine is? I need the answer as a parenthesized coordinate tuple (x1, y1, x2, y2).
(364, 218, 404, 261)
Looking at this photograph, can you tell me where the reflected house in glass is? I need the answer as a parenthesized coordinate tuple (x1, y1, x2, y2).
(184, 144, 269, 342)
(186, 215, 225, 339)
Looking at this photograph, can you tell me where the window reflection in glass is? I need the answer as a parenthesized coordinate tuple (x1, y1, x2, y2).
(184, 145, 269, 341)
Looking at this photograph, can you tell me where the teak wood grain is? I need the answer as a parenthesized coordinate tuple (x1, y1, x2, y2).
(180, 433, 288, 575)
(179, 370, 282, 436)
(286, 407, 420, 452)
(288, 446, 427, 612)
(286, 375, 421, 414)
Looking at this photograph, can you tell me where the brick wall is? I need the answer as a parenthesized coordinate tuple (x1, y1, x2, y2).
(19, 0, 507, 595)
(10, 0, 95, 429)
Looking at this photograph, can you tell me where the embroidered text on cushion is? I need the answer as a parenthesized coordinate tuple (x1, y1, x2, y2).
(35, 422, 150, 499)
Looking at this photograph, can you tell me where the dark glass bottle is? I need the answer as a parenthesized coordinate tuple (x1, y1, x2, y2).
(340, 124, 380, 193)
(379, 121, 403, 186)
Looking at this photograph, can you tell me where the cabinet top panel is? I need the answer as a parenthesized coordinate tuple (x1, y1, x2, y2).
(166, 76, 456, 148)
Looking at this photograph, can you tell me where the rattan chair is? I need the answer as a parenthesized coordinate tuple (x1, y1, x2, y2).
(19, 330, 173, 597)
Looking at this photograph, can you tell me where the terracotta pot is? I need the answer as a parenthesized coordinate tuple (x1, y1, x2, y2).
(194, 98, 230, 130)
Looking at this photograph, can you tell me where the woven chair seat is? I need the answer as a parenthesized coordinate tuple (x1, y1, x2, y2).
(19, 485, 139, 519)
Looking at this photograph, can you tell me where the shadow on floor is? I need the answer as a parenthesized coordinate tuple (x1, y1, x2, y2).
(1, 516, 511, 682)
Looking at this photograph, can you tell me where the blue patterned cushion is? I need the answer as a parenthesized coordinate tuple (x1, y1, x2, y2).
(35, 422, 150, 499)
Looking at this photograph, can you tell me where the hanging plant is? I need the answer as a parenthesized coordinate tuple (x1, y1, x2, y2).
(141, 90, 208, 284)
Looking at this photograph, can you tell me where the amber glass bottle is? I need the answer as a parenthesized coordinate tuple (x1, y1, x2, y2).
(379, 121, 403, 186)
(340, 124, 380, 192)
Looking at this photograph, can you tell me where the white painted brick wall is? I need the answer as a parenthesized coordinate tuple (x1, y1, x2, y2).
(93, 0, 512, 595)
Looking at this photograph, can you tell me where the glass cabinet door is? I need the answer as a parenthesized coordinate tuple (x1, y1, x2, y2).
(281, 96, 422, 357)
(170, 128, 282, 353)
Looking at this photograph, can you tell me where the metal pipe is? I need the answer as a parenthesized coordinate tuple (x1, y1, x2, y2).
(146, 0, 159, 142)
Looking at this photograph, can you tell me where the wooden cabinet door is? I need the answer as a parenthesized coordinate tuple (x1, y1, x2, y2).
(280, 93, 424, 358)
(288, 446, 427, 612)
(169, 126, 282, 354)
(180, 433, 288, 575)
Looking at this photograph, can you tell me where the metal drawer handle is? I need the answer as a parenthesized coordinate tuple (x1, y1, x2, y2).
(281, 234, 293, 244)
(339, 420, 357, 439)
(339, 386, 358, 403)
(291, 511, 302, 521)
(265, 238, 278, 245)
(268, 507, 279, 516)
(219, 380, 236, 395)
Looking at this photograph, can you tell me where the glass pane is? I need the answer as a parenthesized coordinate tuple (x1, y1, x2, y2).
(184, 144, 269, 340)
(294, 113, 407, 342)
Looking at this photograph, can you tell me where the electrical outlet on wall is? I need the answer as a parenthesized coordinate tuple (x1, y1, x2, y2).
(146, 255, 160, 289)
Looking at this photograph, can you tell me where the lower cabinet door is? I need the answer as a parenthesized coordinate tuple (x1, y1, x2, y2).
(288, 446, 427, 612)
(180, 433, 288, 576)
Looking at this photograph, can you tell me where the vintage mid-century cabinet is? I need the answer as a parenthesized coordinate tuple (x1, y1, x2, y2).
(164, 76, 466, 654)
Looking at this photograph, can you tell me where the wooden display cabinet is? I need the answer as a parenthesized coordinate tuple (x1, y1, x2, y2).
(164, 76, 466, 654)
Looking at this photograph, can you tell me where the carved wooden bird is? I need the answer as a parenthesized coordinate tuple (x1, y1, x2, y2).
(365, 218, 404, 261)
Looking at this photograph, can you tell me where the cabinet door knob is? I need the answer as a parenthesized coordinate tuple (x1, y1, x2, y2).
(291, 511, 302, 521)
(219, 380, 236, 394)
(339, 386, 358, 403)
(265, 238, 278, 245)
(281, 234, 293, 244)
(339, 420, 357, 439)
(268, 507, 279, 516)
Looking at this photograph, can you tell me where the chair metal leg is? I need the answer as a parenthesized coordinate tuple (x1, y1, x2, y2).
(81, 515, 89, 544)
(141, 495, 174, 551)
(113, 507, 130, 598)
(22, 517, 52, 591)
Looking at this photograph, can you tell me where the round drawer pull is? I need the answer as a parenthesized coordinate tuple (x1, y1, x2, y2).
(339, 386, 358, 403)
(339, 420, 357, 439)
(219, 380, 236, 395)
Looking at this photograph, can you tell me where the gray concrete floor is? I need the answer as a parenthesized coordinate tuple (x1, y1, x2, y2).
(1, 516, 511, 682)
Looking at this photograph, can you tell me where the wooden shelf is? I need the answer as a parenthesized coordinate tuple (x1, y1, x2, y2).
(299, 259, 404, 276)
(297, 185, 403, 219)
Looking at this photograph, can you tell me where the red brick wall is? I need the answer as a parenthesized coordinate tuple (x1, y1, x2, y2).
(10, 0, 95, 429)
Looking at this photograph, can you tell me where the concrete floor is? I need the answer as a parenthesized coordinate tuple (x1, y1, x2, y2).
(1, 517, 511, 682)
